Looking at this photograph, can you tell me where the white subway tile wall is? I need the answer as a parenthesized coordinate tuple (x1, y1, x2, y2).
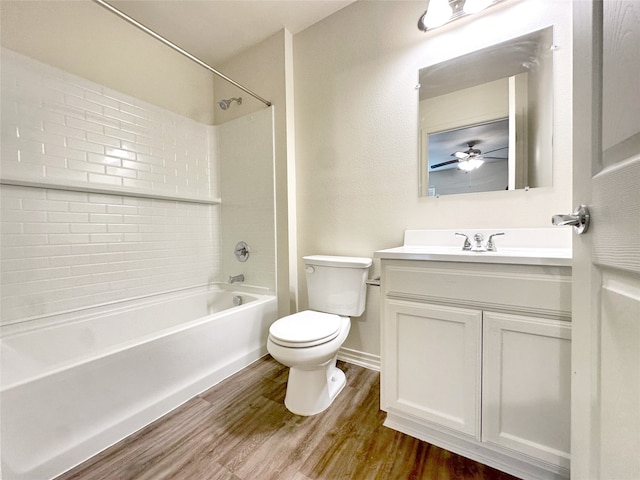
(1, 48, 216, 200)
(1, 185, 219, 324)
(0, 49, 222, 326)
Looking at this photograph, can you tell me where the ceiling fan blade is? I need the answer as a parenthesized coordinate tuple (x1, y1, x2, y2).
(483, 156, 508, 160)
(482, 146, 508, 155)
(431, 159, 459, 169)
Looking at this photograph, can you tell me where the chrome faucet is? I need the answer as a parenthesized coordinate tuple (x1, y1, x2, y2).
(455, 232, 505, 252)
(228, 274, 245, 284)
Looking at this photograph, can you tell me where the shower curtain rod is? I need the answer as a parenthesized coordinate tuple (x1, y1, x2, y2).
(92, 0, 272, 107)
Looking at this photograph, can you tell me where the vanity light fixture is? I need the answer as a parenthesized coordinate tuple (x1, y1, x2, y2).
(418, 0, 506, 32)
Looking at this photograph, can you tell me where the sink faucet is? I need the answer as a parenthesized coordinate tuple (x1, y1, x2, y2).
(228, 274, 244, 284)
(455, 232, 505, 252)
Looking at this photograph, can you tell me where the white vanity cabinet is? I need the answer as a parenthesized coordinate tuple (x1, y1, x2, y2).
(378, 258, 572, 480)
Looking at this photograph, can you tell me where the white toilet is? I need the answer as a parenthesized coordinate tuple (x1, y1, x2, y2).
(267, 255, 372, 416)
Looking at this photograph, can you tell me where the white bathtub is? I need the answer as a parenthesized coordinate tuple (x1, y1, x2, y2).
(0, 286, 278, 480)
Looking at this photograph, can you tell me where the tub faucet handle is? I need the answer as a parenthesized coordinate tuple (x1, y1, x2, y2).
(234, 241, 250, 262)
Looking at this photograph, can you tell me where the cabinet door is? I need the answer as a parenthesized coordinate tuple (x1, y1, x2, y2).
(383, 300, 482, 438)
(482, 312, 571, 470)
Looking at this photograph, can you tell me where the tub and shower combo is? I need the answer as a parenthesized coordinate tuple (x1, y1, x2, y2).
(1, 2, 281, 478)
(1, 286, 278, 480)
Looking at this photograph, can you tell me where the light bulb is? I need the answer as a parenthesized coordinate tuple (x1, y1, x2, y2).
(464, 0, 493, 14)
(458, 157, 484, 171)
(458, 161, 473, 171)
(419, 0, 452, 30)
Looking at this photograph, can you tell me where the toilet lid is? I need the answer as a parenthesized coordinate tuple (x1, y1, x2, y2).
(269, 311, 342, 348)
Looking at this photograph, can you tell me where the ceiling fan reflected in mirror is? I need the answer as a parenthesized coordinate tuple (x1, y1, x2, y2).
(431, 141, 508, 171)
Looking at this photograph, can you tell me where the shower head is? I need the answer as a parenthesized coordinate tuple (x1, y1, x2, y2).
(218, 97, 242, 110)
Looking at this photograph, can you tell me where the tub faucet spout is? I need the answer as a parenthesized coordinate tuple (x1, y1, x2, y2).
(228, 274, 245, 284)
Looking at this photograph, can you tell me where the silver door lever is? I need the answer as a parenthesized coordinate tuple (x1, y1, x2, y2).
(552, 205, 590, 234)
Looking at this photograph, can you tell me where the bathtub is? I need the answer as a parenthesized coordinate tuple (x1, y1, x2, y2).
(0, 286, 278, 480)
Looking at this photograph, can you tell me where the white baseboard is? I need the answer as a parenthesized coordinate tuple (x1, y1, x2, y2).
(338, 347, 380, 371)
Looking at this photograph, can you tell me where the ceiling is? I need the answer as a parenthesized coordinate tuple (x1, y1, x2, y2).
(107, 0, 356, 67)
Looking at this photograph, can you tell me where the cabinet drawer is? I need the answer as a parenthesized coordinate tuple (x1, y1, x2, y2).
(383, 260, 571, 318)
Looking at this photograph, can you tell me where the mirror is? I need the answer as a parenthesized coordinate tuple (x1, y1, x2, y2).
(419, 27, 554, 197)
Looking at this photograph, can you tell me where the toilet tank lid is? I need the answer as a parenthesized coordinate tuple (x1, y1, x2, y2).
(303, 255, 372, 268)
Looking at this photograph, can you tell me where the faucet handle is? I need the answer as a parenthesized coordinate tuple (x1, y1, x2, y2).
(234, 241, 250, 262)
(455, 233, 472, 251)
(486, 232, 505, 252)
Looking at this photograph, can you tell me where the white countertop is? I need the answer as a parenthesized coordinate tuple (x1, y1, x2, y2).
(374, 228, 572, 266)
(374, 245, 572, 266)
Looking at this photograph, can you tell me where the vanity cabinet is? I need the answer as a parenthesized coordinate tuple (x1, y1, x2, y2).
(379, 259, 572, 480)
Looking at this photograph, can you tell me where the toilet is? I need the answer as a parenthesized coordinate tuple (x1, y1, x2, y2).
(267, 255, 372, 416)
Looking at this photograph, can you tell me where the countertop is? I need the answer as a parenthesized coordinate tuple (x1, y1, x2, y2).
(374, 245, 572, 266)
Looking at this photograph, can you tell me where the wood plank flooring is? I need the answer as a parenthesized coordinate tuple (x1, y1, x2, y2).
(56, 356, 520, 480)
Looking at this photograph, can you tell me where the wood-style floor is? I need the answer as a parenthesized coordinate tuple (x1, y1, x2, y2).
(56, 356, 520, 480)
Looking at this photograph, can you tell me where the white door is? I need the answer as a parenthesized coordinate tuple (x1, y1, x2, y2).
(571, 1, 640, 479)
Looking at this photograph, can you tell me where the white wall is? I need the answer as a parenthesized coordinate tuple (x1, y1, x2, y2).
(0, 0, 215, 124)
(293, 0, 573, 360)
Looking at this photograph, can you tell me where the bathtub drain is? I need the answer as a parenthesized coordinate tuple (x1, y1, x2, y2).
(233, 295, 243, 306)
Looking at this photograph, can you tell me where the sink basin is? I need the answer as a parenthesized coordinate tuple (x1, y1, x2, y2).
(375, 228, 572, 266)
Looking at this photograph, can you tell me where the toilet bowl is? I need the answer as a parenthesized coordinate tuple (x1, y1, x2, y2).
(267, 311, 351, 416)
(267, 255, 371, 416)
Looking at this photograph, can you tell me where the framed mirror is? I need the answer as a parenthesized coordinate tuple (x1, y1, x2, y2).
(419, 27, 554, 197)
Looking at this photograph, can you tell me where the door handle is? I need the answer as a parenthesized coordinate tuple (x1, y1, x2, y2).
(552, 205, 590, 234)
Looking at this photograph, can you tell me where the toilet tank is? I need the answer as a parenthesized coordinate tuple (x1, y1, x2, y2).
(303, 255, 372, 316)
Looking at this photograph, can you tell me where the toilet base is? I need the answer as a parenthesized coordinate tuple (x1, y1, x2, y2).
(284, 356, 346, 416)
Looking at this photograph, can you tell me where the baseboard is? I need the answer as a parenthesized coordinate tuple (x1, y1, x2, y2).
(338, 347, 380, 371)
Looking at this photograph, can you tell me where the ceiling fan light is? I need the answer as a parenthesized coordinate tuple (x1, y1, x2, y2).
(470, 157, 485, 168)
(458, 161, 473, 171)
(459, 157, 485, 171)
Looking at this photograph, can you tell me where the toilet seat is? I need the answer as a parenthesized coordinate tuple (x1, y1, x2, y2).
(269, 311, 342, 348)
